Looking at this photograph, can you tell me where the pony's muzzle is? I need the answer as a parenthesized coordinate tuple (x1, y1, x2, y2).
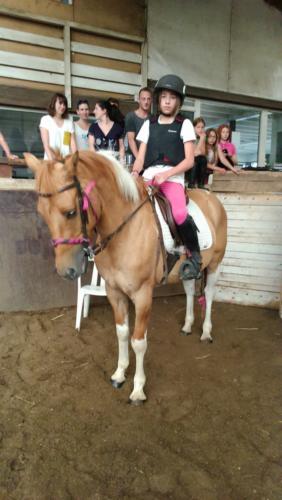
(56, 246, 87, 280)
(64, 267, 79, 280)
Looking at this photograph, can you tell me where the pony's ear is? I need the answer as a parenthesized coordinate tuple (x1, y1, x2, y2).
(51, 148, 63, 161)
(24, 153, 42, 174)
(71, 151, 79, 170)
(63, 151, 79, 175)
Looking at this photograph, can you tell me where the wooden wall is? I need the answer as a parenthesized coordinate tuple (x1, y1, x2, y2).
(212, 172, 282, 309)
(0, 0, 145, 36)
(0, 1, 145, 109)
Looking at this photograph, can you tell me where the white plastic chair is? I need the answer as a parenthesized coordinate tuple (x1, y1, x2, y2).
(75, 260, 107, 331)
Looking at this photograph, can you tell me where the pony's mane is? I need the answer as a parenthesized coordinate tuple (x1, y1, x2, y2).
(97, 151, 140, 204)
(35, 152, 141, 204)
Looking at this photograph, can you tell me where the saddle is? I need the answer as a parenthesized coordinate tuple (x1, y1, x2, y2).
(154, 190, 182, 246)
(149, 187, 212, 282)
(149, 188, 190, 281)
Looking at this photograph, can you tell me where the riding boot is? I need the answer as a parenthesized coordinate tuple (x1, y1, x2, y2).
(186, 166, 197, 188)
(197, 156, 208, 189)
(177, 215, 202, 280)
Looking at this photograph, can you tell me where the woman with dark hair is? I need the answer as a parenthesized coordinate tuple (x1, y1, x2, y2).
(39, 92, 77, 160)
(107, 97, 125, 131)
(88, 100, 125, 160)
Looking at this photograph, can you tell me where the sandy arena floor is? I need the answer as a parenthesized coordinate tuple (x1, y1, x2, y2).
(0, 297, 281, 500)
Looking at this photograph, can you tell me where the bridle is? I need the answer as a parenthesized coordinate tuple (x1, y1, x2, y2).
(37, 174, 151, 260)
(38, 176, 98, 259)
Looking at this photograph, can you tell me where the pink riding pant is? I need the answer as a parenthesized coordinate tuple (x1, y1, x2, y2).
(158, 181, 187, 225)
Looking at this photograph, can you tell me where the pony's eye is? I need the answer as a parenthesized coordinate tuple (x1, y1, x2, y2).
(65, 209, 77, 219)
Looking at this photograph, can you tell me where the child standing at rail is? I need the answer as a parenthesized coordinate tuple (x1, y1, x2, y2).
(132, 74, 201, 280)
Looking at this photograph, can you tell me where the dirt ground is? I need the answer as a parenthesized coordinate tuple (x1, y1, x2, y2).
(0, 296, 281, 500)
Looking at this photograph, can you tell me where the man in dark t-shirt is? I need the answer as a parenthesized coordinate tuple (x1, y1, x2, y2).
(125, 87, 152, 159)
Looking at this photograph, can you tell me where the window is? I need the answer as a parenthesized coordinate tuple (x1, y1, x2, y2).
(0, 108, 45, 158)
(200, 100, 262, 167)
(266, 112, 282, 169)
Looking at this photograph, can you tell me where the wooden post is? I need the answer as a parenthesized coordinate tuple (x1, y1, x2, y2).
(64, 24, 71, 108)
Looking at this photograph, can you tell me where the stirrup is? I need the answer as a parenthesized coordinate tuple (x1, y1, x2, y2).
(179, 257, 202, 280)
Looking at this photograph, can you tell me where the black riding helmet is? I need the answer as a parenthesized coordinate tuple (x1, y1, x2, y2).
(154, 74, 186, 104)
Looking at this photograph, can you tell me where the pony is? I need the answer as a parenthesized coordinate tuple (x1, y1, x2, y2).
(24, 151, 227, 405)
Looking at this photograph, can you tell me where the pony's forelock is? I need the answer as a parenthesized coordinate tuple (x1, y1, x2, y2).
(35, 159, 67, 195)
(97, 151, 140, 204)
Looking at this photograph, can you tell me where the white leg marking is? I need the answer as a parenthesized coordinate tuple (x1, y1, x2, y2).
(111, 318, 129, 384)
(182, 279, 195, 334)
(201, 267, 221, 342)
(130, 334, 148, 402)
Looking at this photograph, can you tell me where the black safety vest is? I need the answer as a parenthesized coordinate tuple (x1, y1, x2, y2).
(144, 114, 185, 169)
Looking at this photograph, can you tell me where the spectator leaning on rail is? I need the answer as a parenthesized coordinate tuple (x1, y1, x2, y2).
(132, 74, 202, 281)
(205, 127, 240, 182)
(39, 93, 77, 160)
(0, 131, 18, 160)
(125, 87, 152, 160)
(74, 99, 91, 151)
(217, 123, 240, 174)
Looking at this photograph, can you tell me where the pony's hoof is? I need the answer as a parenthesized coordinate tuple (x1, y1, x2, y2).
(200, 337, 213, 343)
(181, 329, 192, 336)
(128, 398, 146, 406)
(110, 378, 125, 389)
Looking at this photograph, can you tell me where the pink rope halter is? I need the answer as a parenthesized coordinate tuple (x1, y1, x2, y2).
(51, 180, 98, 248)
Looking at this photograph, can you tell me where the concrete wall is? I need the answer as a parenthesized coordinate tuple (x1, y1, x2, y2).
(147, 0, 282, 101)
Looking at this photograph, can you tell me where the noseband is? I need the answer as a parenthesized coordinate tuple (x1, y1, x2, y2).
(38, 176, 97, 258)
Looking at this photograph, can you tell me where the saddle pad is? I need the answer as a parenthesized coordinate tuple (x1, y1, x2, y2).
(155, 198, 213, 253)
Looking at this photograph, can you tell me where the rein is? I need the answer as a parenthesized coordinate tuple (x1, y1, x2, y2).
(91, 196, 150, 257)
